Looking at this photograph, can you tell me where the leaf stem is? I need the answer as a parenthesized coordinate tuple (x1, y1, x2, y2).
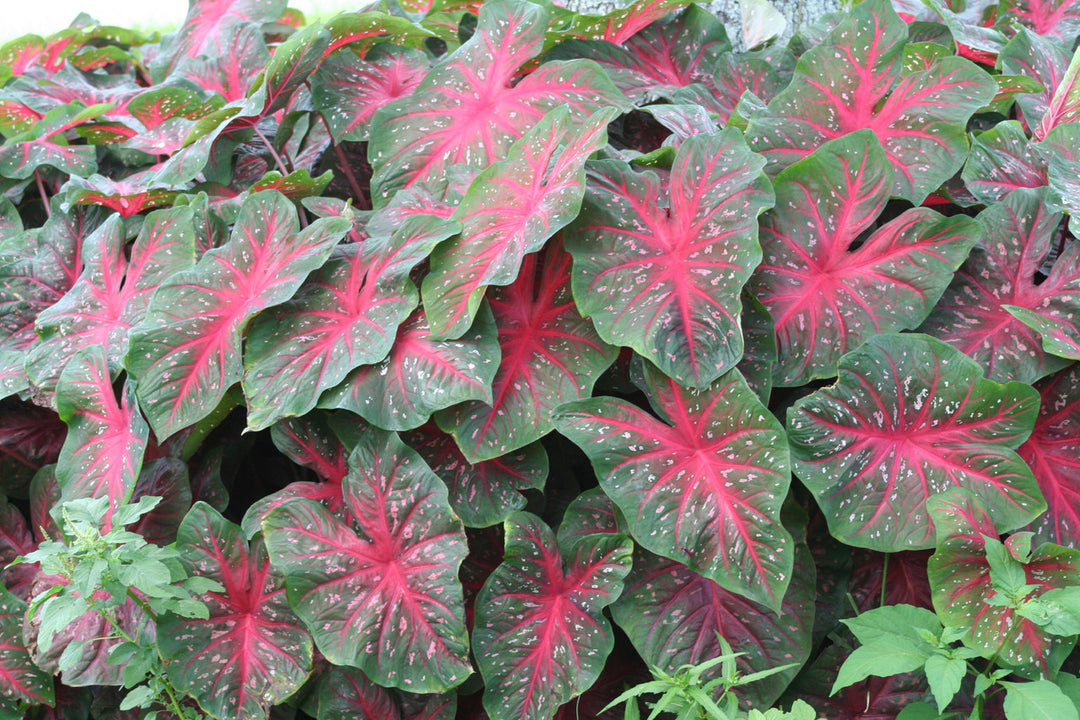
(253, 124, 292, 176)
(34, 170, 50, 217)
(314, 110, 369, 210)
(880, 553, 889, 608)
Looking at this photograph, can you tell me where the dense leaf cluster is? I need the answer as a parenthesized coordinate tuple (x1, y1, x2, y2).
(0, 0, 1077, 717)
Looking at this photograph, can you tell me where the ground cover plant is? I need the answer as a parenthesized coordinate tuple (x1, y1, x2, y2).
(0, 0, 1077, 717)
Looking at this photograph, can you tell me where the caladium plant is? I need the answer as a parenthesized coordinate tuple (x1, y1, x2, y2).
(0, 0, 1077, 718)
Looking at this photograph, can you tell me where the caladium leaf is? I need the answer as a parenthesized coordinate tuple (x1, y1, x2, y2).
(54, 347, 147, 532)
(927, 489, 1080, 674)
(1043, 123, 1080, 237)
(998, 0, 1080, 44)
(670, 47, 796, 125)
(0, 202, 105, 355)
(422, 106, 615, 339)
(962, 121, 1048, 204)
(127, 458, 192, 545)
(158, 502, 313, 720)
(242, 213, 458, 431)
(0, 586, 53, 706)
(554, 362, 792, 611)
(473, 512, 632, 720)
(919, 188, 1076, 383)
(556, 487, 624, 552)
(745, 0, 996, 203)
(63, 172, 181, 217)
(315, 665, 401, 720)
(173, 21, 270, 104)
(543, 6, 731, 104)
(26, 207, 197, 396)
(323, 306, 500, 432)
(0, 103, 106, 180)
(157, 0, 286, 75)
(369, 0, 629, 200)
(1035, 44, 1080, 140)
(565, 129, 773, 388)
(241, 413, 351, 538)
(737, 291, 775, 405)
(998, 28, 1071, 137)
(1021, 365, 1080, 548)
(323, 11, 436, 56)
(405, 423, 547, 528)
(271, 413, 351, 484)
(547, 0, 693, 45)
(312, 44, 428, 143)
(0, 497, 36, 599)
(749, 131, 977, 386)
(612, 543, 815, 709)
(128, 191, 350, 439)
(436, 243, 616, 463)
(788, 333, 1044, 552)
(262, 425, 471, 692)
(0, 401, 65, 496)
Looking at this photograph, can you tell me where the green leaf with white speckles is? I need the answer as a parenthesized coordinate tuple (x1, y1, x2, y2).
(321, 305, 500, 433)
(473, 512, 632, 720)
(553, 362, 793, 612)
(127, 191, 350, 440)
(0, 586, 53, 707)
(262, 424, 471, 693)
(612, 543, 815, 708)
(368, 0, 629, 202)
(745, 0, 996, 204)
(435, 243, 617, 463)
(158, 502, 313, 720)
(919, 188, 1077, 384)
(242, 213, 458, 432)
(749, 131, 977, 387)
(54, 346, 147, 532)
(789, 334, 1044, 552)
(928, 489, 1080, 675)
(564, 128, 772, 389)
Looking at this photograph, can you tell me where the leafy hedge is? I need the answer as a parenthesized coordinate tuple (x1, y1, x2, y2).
(0, 0, 1078, 717)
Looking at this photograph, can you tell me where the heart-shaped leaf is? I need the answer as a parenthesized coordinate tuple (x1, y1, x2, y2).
(919, 188, 1076, 383)
(961, 121, 1049, 204)
(242, 213, 457, 431)
(1021, 365, 1080, 548)
(128, 191, 350, 439)
(998, 0, 1080, 45)
(0, 202, 105, 356)
(554, 362, 792, 611)
(750, 131, 977, 386)
(158, 503, 313, 720)
(322, 306, 500, 432)
(369, 0, 628, 200)
(789, 333, 1044, 551)
(312, 45, 428, 143)
(405, 423, 547, 528)
(473, 512, 632, 720)
(745, 0, 996, 203)
(612, 543, 815, 708)
(421, 106, 615, 339)
(263, 424, 471, 692)
(543, 6, 730, 104)
(436, 242, 616, 462)
(27, 207, 196, 396)
(565, 129, 773, 388)
(928, 489, 1080, 674)
(0, 586, 53, 706)
(54, 347, 147, 532)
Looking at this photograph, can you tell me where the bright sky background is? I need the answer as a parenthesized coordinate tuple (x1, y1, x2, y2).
(2, 0, 358, 40)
